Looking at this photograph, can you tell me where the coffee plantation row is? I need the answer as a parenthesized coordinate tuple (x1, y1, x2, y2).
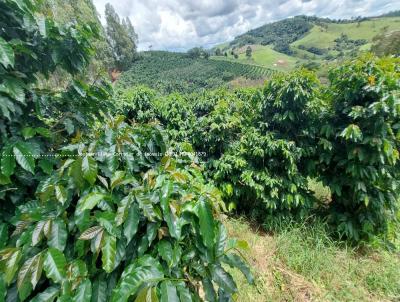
(0, 0, 399, 301)
(117, 51, 274, 94)
(116, 57, 400, 244)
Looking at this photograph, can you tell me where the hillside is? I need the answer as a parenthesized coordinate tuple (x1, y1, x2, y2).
(117, 14, 400, 92)
(117, 51, 274, 94)
(213, 15, 400, 70)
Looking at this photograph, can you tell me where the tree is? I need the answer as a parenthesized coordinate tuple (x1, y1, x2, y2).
(105, 3, 137, 71)
(187, 47, 203, 59)
(246, 46, 252, 58)
(215, 48, 222, 56)
(187, 47, 209, 59)
(123, 16, 139, 46)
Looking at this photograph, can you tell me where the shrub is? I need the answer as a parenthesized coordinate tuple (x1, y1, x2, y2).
(318, 55, 400, 241)
(116, 86, 157, 123)
(0, 0, 112, 222)
(0, 1, 253, 300)
(0, 118, 253, 301)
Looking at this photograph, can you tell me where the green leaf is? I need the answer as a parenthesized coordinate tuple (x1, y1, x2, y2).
(0, 276, 5, 302)
(91, 277, 107, 302)
(17, 253, 43, 300)
(0, 173, 10, 185)
(73, 279, 92, 302)
(4, 249, 21, 285)
(48, 219, 67, 252)
(101, 233, 116, 273)
(17, 258, 34, 301)
(157, 240, 174, 267)
(31, 253, 44, 289)
(35, 127, 52, 138)
(202, 278, 216, 302)
(116, 195, 133, 226)
(0, 77, 25, 103)
(39, 159, 54, 175)
(135, 287, 158, 302)
(211, 266, 237, 294)
(160, 181, 181, 239)
(0, 37, 14, 68)
(91, 229, 104, 255)
(222, 254, 254, 284)
(1, 145, 16, 177)
(215, 223, 227, 257)
(197, 198, 215, 250)
(76, 192, 105, 215)
(13, 142, 35, 174)
(69, 159, 85, 189)
(22, 127, 36, 139)
(111, 171, 125, 189)
(160, 281, 179, 302)
(82, 156, 98, 185)
(176, 283, 192, 302)
(63, 118, 75, 135)
(79, 226, 103, 240)
(123, 203, 140, 243)
(111, 258, 163, 302)
(0, 224, 8, 249)
(55, 185, 67, 205)
(30, 286, 60, 302)
(136, 194, 159, 222)
(32, 221, 46, 247)
(340, 124, 362, 142)
(44, 248, 66, 284)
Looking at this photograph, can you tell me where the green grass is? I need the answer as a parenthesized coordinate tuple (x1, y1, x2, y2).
(212, 45, 301, 71)
(292, 17, 400, 50)
(214, 16, 400, 72)
(225, 217, 400, 301)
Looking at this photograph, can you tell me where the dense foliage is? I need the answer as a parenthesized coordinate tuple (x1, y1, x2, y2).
(0, 0, 111, 212)
(0, 1, 252, 301)
(38, 0, 113, 77)
(317, 56, 400, 241)
(116, 51, 273, 94)
(116, 56, 400, 243)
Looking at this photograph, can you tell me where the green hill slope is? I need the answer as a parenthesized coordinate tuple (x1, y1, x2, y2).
(117, 51, 274, 94)
(213, 15, 400, 70)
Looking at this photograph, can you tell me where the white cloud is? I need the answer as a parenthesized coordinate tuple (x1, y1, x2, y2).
(92, 0, 400, 51)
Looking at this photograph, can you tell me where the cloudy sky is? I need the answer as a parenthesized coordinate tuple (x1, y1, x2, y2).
(92, 0, 400, 51)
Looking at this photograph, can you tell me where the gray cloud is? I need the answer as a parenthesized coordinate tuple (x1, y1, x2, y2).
(92, 0, 400, 51)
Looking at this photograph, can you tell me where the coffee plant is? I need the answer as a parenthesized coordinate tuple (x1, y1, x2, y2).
(116, 59, 400, 243)
(0, 0, 111, 220)
(0, 1, 253, 301)
(0, 118, 253, 301)
(317, 55, 400, 241)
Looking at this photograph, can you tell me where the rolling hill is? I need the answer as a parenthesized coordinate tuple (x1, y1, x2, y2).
(213, 14, 400, 70)
(116, 51, 274, 94)
(117, 12, 400, 94)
